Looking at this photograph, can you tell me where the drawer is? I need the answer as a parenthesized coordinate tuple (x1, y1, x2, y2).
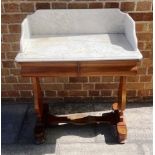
(20, 60, 138, 77)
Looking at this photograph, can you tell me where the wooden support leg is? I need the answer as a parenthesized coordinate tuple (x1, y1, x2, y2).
(118, 76, 126, 111)
(32, 77, 46, 144)
(117, 113, 127, 144)
(117, 76, 127, 144)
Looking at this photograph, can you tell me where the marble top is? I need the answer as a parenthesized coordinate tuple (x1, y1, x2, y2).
(15, 34, 142, 62)
(15, 9, 143, 62)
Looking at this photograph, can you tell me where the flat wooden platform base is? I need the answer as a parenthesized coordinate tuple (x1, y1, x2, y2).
(34, 103, 127, 144)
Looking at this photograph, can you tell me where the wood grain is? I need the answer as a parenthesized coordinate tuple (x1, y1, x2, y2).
(21, 60, 138, 77)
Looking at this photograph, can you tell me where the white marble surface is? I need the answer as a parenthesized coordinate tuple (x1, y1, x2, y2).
(15, 9, 143, 62)
(29, 9, 125, 35)
(15, 34, 142, 62)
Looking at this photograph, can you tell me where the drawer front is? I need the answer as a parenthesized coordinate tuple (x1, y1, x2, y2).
(21, 62, 78, 76)
(20, 60, 138, 76)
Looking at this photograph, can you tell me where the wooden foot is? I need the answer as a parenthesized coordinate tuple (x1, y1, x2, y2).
(117, 121, 127, 144)
(112, 102, 127, 143)
(34, 120, 45, 144)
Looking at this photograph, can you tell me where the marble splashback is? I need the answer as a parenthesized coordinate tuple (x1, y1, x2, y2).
(28, 9, 125, 35)
(16, 9, 142, 62)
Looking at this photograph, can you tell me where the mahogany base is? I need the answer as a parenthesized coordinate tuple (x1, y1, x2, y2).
(21, 61, 134, 145)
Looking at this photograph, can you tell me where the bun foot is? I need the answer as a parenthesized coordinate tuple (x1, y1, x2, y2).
(34, 123, 45, 144)
(117, 122, 127, 144)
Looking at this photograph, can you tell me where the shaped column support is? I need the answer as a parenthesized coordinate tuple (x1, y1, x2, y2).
(116, 76, 127, 143)
(32, 77, 46, 144)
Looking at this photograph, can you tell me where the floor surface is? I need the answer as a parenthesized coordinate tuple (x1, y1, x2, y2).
(1, 102, 153, 155)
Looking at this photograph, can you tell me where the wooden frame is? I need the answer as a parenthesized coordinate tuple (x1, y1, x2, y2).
(20, 60, 138, 144)
(20, 60, 137, 76)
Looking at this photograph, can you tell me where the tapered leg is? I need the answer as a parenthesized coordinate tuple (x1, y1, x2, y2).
(32, 77, 46, 144)
(118, 76, 126, 111)
(117, 76, 127, 144)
